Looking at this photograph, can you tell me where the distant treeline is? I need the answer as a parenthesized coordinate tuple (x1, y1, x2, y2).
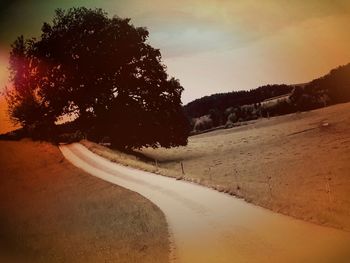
(184, 84, 293, 119)
(185, 63, 350, 132)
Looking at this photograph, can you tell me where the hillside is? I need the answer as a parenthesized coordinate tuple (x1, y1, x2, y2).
(184, 63, 350, 132)
(85, 102, 350, 231)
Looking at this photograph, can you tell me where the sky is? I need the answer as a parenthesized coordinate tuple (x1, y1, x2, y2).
(1, 0, 350, 133)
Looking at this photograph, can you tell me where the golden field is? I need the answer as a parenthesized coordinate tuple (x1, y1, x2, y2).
(84, 102, 350, 231)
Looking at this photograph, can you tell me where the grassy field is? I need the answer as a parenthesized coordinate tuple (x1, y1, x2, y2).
(0, 140, 170, 263)
(83, 102, 350, 231)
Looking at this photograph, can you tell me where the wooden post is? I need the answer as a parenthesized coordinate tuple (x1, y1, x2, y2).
(267, 175, 272, 199)
(181, 162, 185, 175)
(325, 177, 333, 212)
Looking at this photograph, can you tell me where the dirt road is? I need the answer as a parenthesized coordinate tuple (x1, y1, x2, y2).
(60, 143, 350, 263)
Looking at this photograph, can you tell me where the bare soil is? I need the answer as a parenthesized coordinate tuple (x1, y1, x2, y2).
(0, 140, 169, 263)
(83, 102, 350, 231)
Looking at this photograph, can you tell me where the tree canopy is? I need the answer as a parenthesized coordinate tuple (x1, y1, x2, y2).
(6, 7, 189, 148)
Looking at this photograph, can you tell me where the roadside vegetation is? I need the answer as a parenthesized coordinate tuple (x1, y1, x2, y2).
(84, 102, 350, 231)
(0, 140, 170, 262)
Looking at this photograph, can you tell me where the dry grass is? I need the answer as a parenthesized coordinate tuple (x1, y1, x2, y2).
(0, 140, 170, 263)
(84, 103, 350, 231)
(80, 140, 181, 179)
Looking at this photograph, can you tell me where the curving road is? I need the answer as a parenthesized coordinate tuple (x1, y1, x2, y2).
(59, 143, 350, 263)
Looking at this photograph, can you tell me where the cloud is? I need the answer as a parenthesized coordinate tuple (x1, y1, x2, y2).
(1, 0, 349, 57)
(133, 10, 237, 57)
(129, 0, 350, 58)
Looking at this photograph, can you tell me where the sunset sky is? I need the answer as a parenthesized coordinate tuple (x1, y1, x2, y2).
(1, 0, 350, 133)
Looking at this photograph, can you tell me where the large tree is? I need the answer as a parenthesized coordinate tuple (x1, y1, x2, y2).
(7, 7, 189, 148)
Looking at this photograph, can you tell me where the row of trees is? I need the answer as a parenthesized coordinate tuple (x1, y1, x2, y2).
(6, 7, 189, 149)
(184, 84, 294, 119)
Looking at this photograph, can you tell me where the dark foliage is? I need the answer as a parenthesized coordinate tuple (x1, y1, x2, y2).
(0, 128, 27, 141)
(291, 63, 350, 110)
(186, 63, 350, 132)
(6, 7, 189, 148)
(184, 84, 293, 119)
